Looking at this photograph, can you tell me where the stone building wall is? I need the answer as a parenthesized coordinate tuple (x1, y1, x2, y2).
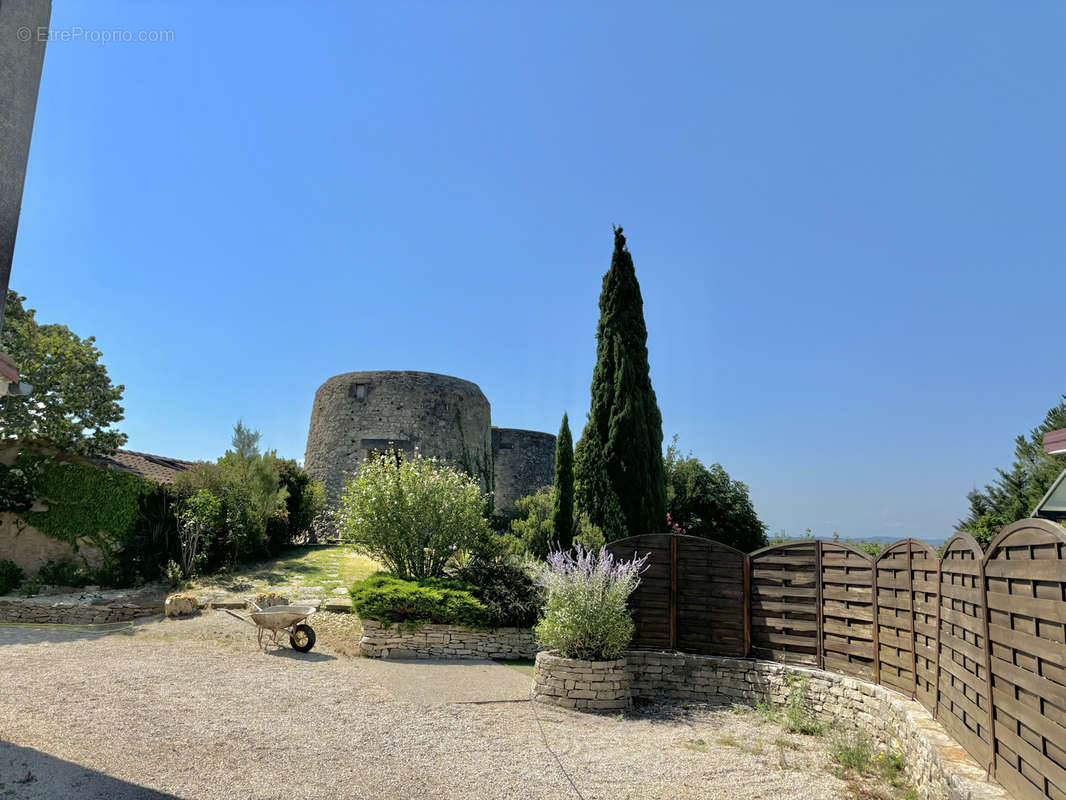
(304, 371, 493, 501)
(359, 619, 536, 659)
(624, 651, 1006, 800)
(491, 427, 556, 518)
(0, 0, 50, 311)
(0, 512, 105, 575)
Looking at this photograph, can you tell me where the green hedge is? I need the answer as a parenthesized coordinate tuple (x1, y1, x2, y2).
(349, 573, 490, 629)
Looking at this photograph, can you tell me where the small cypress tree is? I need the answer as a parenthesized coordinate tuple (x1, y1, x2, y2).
(552, 413, 575, 549)
(574, 226, 667, 541)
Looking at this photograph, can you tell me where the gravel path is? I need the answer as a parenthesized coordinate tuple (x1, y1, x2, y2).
(0, 613, 849, 799)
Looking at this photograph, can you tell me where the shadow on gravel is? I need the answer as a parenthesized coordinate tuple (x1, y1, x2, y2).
(264, 648, 337, 662)
(0, 741, 185, 800)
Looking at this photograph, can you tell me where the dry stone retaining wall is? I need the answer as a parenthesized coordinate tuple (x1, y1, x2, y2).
(625, 651, 1007, 800)
(359, 619, 536, 659)
(0, 596, 162, 624)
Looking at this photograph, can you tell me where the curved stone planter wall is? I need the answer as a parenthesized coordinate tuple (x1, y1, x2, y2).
(623, 651, 1007, 800)
(532, 651, 630, 712)
(359, 620, 536, 659)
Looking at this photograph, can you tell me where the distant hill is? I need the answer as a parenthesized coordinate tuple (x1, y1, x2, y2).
(848, 535, 947, 547)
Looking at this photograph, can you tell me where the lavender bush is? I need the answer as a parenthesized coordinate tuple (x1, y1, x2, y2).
(532, 544, 649, 661)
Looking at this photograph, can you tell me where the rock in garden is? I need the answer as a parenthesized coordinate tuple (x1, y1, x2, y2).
(164, 593, 199, 618)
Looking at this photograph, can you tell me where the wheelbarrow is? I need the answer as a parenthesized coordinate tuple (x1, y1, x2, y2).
(224, 602, 317, 652)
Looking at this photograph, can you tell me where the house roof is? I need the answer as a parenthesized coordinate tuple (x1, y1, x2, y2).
(93, 449, 196, 485)
(0, 351, 18, 384)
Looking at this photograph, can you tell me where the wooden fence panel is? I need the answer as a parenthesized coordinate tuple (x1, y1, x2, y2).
(749, 542, 819, 665)
(911, 541, 940, 714)
(675, 537, 747, 656)
(936, 532, 993, 768)
(608, 519, 1066, 800)
(606, 533, 673, 650)
(984, 519, 1066, 800)
(820, 543, 876, 681)
(876, 541, 919, 697)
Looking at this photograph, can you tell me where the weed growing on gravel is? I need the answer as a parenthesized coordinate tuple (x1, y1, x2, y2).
(831, 734, 873, 771)
(715, 735, 764, 756)
(830, 732, 916, 800)
(755, 701, 777, 722)
(781, 675, 825, 735)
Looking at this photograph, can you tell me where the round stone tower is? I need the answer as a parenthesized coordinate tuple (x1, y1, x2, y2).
(304, 371, 493, 501)
(492, 427, 557, 518)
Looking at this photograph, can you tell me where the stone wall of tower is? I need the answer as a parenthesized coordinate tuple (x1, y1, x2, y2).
(492, 427, 556, 518)
(304, 371, 493, 501)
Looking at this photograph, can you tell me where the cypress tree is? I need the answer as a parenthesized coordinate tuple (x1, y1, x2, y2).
(552, 412, 575, 549)
(574, 226, 667, 541)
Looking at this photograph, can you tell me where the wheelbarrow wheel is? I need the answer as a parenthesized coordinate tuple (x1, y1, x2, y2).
(290, 624, 316, 653)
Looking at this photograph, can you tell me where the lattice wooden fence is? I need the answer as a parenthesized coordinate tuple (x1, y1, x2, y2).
(607, 519, 1066, 800)
(984, 520, 1066, 800)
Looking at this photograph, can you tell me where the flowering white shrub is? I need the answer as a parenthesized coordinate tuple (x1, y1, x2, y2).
(338, 449, 492, 578)
(532, 544, 649, 661)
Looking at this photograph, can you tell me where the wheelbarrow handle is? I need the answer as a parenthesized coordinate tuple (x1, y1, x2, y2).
(223, 608, 257, 627)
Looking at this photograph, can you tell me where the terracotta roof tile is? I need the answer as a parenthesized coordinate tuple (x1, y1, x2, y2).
(0, 351, 19, 384)
(93, 449, 196, 485)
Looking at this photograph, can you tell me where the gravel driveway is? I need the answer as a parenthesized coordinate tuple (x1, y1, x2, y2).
(0, 612, 848, 799)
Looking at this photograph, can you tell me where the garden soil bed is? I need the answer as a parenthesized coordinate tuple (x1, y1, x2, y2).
(0, 611, 851, 799)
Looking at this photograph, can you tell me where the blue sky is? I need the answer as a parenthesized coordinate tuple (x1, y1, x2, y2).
(12, 1, 1065, 542)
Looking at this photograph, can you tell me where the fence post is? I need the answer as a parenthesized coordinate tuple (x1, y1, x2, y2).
(743, 554, 751, 657)
(815, 540, 824, 671)
(907, 542, 918, 700)
(669, 535, 678, 651)
(977, 554, 996, 778)
(872, 553, 880, 686)
(932, 558, 943, 720)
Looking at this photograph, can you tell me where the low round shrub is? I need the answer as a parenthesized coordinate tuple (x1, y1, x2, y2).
(349, 572, 489, 629)
(451, 556, 540, 628)
(532, 544, 648, 661)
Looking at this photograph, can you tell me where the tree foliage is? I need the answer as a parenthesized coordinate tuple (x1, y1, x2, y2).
(574, 227, 667, 541)
(0, 291, 126, 455)
(338, 449, 493, 579)
(552, 412, 575, 549)
(175, 421, 289, 570)
(270, 458, 327, 550)
(505, 485, 605, 559)
(665, 437, 768, 552)
(959, 395, 1066, 549)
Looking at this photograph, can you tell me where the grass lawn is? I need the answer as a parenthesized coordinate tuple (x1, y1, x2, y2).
(188, 545, 380, 604)
(494, 658, 536, 676)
